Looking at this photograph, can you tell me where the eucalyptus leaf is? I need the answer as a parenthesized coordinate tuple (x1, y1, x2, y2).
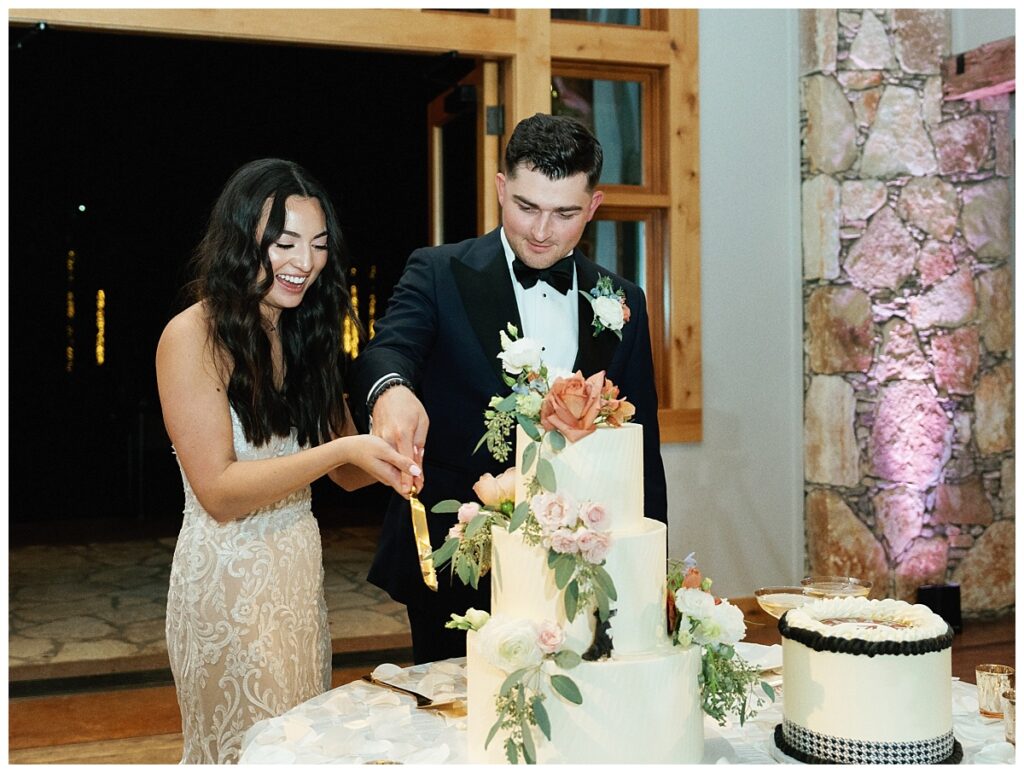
(547, 430, 566, 452)
(456, 558, 474, 588)
(464, 511, 490, 539)
(505, 738, 518, 765)
(521, 717, 536, 764)
(535, 458, 557, 491)
(596, 588, 610, 622)
(509, 501, 529, 532)
(430, 538, 458, 567)
(550, 674, 583, 705)
(496, 393, 517, 412)
(531, 696, 551, 740)
(485, 716, 503, 749)
(521, 441, 538, 474)
(518, 414, 541, 441)
(762, 681, 776, 703)
(431, 499, 463, 514)
(553, 554, 576, 589)
(592, 565, 618, 601)
(565, 579, 579, 621)
(499, 668, 530, 697)
(553, 649, 582, 670)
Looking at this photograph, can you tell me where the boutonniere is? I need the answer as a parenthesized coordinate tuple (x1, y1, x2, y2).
(580, 276, 630, 340)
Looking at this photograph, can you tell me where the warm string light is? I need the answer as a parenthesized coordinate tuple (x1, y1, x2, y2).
(95, 289, 106, 365)
(66, 250, 76, 372)
(344, 266, 361, 357)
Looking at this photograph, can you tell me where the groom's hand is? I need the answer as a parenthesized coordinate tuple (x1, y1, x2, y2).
(372, 386, 428, 495)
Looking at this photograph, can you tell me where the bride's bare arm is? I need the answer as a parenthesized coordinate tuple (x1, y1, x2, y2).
(156, 304, 417, 523)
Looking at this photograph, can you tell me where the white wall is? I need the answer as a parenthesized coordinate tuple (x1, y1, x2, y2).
(950, 8, 1016, 53)
(663, 9, 804, 598)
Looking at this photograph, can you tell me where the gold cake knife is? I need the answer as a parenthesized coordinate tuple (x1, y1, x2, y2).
(410, 487, 437, 591)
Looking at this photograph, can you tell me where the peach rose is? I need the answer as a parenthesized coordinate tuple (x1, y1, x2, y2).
(473, 467, 516, 508)
(540, 370, 605, 442)
(622, 300, 631, 323)
(599, 377, 636, 427)
(682, 567, 703, 589)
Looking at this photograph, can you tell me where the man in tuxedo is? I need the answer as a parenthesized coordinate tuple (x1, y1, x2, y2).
(352, 113, 667, 664)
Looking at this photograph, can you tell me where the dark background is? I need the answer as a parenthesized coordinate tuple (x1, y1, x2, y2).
(8, 25, 476, 541)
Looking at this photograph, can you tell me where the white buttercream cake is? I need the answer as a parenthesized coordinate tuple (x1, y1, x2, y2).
(465, 424, 704, 763)
(776, 596, 960, 764)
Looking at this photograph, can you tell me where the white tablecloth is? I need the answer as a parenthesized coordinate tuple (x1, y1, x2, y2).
(239, 649, 1015, 764)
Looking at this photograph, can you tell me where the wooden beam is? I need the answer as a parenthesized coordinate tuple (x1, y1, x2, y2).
(551, 25, 673, 66)
(8, 9, 519, 57)
(942, 36, 1015, 102)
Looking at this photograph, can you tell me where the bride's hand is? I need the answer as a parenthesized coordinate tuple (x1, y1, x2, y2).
(345, 435, 421, 498)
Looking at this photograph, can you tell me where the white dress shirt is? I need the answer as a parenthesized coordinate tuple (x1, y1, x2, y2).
(500, 228, 579, 375)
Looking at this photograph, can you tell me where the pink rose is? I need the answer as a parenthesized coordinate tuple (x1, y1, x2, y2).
(621, 300, 631, 323)
(546, 528, 579, 555)
(581, 502, 608, 529)
(536, 620, 565, 654)
(473, 467, 516, 508)
(576, 529, 611, 563)
(531, 492, 575, 532)
(447, 523, 465, 540)
(457, 502, 481, 524)
(540, 371, 605, 442)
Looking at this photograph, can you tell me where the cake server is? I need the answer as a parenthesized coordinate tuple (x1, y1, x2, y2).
(409, 487, 437, 591)
(360, 675, 465, 712)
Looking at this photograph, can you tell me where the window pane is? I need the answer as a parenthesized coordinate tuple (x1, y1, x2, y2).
(580, 219, 646, 291)
(552, 76, 642, 185)
(551, 9, 641, 26)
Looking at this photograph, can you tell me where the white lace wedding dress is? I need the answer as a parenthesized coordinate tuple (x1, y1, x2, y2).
(166, 408, 331, 764)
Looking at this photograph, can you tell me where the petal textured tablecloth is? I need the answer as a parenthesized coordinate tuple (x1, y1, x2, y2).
(239, 647, 1014, 764)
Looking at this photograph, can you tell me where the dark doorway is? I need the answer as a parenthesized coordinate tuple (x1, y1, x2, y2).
(8, 25, 476, 541)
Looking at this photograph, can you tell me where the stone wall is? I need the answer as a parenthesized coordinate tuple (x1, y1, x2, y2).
(800, 9, 1014, 615)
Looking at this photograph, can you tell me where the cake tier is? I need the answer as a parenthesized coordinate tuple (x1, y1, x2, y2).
(781, 597, 953, 762)
(466, 631, 703, 764)
(490, 519, 669, 655)
(515, 424, 644, 533)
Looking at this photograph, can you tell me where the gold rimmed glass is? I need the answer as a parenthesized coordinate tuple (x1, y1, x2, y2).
(754, 586, 813, 619)
(801, 575, 872, 598)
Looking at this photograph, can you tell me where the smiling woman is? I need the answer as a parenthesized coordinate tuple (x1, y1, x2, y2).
(155, 158, 423, 763)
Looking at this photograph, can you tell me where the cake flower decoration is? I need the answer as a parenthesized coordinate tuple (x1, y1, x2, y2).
(666, 554, 775, 726)
(451, 612, 583, 765)
(581, 275, 630, 339)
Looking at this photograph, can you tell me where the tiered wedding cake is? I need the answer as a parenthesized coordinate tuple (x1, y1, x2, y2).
(464, 424, 704, 764)
(775, 596, 960, 764)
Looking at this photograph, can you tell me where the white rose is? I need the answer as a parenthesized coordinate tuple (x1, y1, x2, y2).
(464, 608, 491, 630)
(699, 599, 746, 645)
(675, 587, 716, 623)
(592, 296, 625, 331)
(498, 332, 543, 374)
(479, 615, 543, 672)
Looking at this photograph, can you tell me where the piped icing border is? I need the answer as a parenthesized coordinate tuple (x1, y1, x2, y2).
(779, 597, 953, 655)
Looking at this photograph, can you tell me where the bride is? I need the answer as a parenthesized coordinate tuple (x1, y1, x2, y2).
(156, 158, 421, 764)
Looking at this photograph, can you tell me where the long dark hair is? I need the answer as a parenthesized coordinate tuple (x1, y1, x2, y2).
(188, 158, 353, 447)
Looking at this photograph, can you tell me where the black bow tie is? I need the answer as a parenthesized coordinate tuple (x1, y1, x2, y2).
(512, 255, 574, 295)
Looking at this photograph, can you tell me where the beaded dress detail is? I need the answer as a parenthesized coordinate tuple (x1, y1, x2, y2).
(165, 407, 331, 764)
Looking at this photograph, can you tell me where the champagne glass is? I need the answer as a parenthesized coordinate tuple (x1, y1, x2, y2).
(801, 575, 871, 598)
(754, 586, 812, 619)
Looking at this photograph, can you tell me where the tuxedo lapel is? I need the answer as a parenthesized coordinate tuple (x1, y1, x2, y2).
(573, 255, 620, 375)
(451, 230, 523, 386)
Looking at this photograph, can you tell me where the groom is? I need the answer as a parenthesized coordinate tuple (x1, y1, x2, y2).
(352, 113, 667, 664)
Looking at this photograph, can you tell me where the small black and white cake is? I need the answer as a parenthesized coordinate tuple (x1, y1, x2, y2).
(775, 596, 961, 765)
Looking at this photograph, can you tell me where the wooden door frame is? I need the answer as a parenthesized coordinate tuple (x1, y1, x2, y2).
(10, 8, 701, 441)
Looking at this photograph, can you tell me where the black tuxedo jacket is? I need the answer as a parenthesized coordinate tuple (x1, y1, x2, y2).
(351, 228, 668, 610)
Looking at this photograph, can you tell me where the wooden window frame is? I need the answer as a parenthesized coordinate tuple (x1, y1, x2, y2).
(10, 7, 701, 441)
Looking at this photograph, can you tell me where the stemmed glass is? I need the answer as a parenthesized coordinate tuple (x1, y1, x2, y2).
(753, 586, 812, 620)
(800, 575, 872, 598)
